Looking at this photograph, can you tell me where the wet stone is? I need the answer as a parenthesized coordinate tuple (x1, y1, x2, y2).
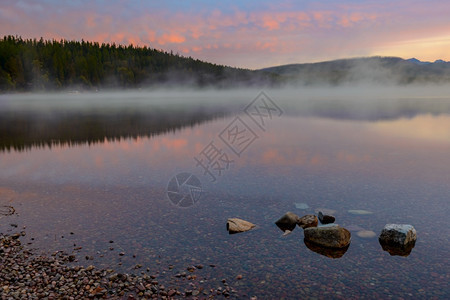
(318, 211, 335, 224)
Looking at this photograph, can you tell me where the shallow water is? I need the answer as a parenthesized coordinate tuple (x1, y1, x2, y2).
(1, 90, 449, 298)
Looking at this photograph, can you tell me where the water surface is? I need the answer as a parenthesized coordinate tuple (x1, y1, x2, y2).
(1, 90, 449, 298)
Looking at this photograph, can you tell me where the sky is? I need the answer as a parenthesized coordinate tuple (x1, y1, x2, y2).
(1, 0, 450, 69)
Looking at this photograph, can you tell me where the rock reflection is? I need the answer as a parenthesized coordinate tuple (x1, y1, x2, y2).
(379, 240, 416, 257)
(303, 239, 349, 259)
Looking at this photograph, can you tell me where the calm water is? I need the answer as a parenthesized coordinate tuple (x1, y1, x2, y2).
(1, 90, 449, 299)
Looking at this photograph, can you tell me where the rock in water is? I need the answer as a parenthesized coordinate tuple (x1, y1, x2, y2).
(275, 212, 300, 232)
(379, 224, 417, 256)
(304, 225, 351, 248)
(318, 211, 335, 224)
(297, 215, 318, 229)
(379, 224, 416, 245)
(227, 218, 256, 234)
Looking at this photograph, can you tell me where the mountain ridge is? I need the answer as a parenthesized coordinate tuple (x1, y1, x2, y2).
(258, 56, 450, 85)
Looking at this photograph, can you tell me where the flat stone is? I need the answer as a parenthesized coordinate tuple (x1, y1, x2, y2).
(304, 225, 351, 248)
(227, 218, 256, 234)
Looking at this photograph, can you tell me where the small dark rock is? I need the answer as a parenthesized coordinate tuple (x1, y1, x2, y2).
(318, 211, 335, 224)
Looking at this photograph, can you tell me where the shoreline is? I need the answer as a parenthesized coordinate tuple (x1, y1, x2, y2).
(0, 233, 237, 299)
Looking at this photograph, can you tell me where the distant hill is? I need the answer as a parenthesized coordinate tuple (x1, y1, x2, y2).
(259, 56, 450, 85)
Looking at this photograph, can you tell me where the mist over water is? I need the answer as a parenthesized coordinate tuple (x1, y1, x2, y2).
(2, 84, 450, 115)
(1, 86, 450, 151)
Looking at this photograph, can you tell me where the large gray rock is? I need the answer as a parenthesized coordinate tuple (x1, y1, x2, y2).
(379, 224, 417, 246)
(304, 225, 351, 248)
(378, 224, 417, 256)
(379, 224, 417, 256)
(227, 218, 256, 234)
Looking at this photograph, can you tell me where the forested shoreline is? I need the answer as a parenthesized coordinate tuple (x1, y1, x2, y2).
(2, 35, 450, 92)
(0, 35, 275, 91)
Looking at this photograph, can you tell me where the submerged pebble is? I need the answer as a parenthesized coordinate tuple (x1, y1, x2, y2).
(294, 202, 309, 210)
(356, 230, 377, 238)
(348, 209, 373, 215)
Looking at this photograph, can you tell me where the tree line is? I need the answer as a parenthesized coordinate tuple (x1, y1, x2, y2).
(0, 35, 275, 91)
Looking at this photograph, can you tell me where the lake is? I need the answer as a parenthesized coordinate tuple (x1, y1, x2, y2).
(0, 88, 449, 298)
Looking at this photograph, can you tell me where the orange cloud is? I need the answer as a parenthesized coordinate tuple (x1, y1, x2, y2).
(262, 18, 280, 30)
(157, 33, 186, 45)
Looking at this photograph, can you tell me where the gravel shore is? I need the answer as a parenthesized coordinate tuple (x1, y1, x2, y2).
(1, 233, 237, 299)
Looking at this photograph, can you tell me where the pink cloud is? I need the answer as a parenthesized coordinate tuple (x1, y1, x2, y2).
(158, 33, 186, 45)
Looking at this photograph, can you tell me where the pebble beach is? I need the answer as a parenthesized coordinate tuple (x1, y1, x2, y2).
(0, 233, 238, 299)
